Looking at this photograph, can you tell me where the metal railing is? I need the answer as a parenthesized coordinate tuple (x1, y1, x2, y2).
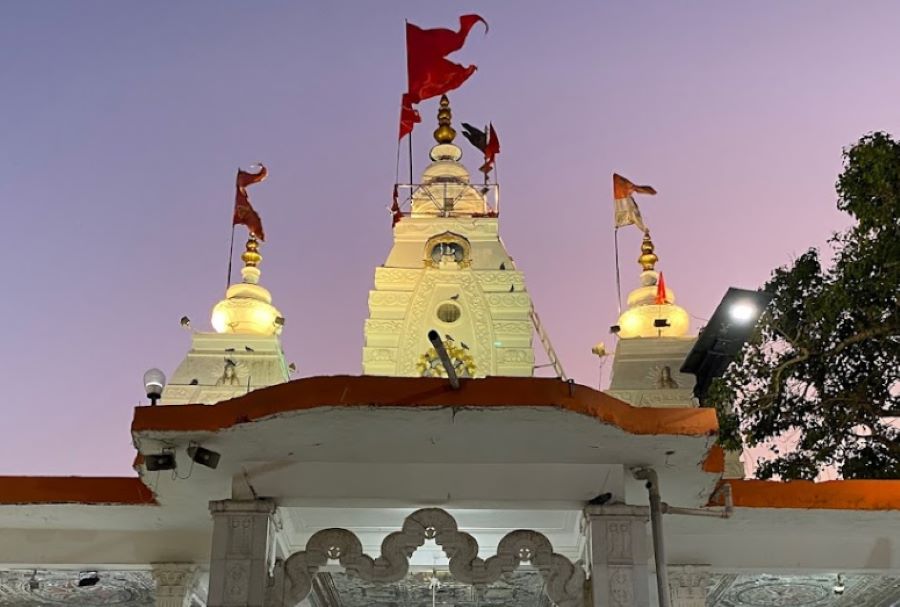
(395, 182, 500, 218)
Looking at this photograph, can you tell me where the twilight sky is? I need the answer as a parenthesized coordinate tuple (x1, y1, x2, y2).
(2, 2, 899, 476)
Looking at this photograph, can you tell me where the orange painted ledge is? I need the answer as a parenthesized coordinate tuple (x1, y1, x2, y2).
(132, 375, 718, 438)
(711, 479, 900, 510)
(0, 477, 156, 505)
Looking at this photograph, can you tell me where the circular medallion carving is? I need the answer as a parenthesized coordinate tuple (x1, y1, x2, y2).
(734, 581, 830, 606)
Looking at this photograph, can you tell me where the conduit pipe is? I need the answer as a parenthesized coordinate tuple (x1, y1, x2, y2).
(427, 330, 460, 390)
(632, 467, 670, 607)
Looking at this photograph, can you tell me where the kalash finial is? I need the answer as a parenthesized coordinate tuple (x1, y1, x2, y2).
(241, 236, 262, 269)
(433, 95, 456, 144)
(638, 231, 658, 271)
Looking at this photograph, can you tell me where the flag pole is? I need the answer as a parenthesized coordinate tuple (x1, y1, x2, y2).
(408, 131, 414, 185)
(405, 18, 413, 187)
(226, 223, 236, 290)
(614, 227, 623, 315)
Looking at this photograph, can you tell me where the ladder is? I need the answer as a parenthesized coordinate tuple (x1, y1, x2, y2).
(530, 306, 568, 381)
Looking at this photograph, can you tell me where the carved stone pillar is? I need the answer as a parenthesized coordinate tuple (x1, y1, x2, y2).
(208, 499, 276, 607)
(152, 564, 199, 607)
(584, 505, 651, 607)
(668, 565, 710, 607)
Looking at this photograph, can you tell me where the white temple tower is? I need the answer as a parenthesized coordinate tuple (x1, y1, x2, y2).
(604, 233, 698, 408)
(363, 97, 536, 377)
(160, 236, 291, 405)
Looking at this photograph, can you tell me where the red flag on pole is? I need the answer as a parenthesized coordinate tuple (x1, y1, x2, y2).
(234, 165, 267, 241)
(399, 15, 488, 139)
(391, 184, 404, 227)
(481, 122, 500, 172)
(655, 272, 668, 305)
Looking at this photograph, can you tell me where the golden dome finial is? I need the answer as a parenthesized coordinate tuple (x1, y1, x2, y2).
(241, 235, 262, 268)
(433, 95, 456, 144)
(638, 231, 658, 271)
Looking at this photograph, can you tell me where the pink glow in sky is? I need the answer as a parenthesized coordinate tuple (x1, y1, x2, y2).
(2, 2, 899, 475)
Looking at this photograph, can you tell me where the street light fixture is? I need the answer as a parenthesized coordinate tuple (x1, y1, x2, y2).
(680, 288, 772, 404)
(143, 368, 166, 406)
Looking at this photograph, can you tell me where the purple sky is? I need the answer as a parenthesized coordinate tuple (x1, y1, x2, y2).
(2, 2, 899, 476)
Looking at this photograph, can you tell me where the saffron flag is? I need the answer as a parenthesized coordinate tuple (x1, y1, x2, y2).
(613, 173, 656, 233)
(655, 272, 668, 305)
(234, 165, 267, 241)
(399, 15, 488, 139)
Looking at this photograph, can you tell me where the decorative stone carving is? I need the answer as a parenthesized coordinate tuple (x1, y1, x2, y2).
(362, 348, 397, 363)
(151, 564, 199, 607)
(492, 320, 533, 334)
(364, 319, 404, 334)
(373, 268, 422, 289)
(0, 569, 155, 606)
(584, 506, 651, 607)
(605, 389, 696, 408)
(485, 293, 532, 308)
(396, 272, 495, 376)
(394, 220, 498, 238)
(268, 508, 583, 607)
(497, 348, 533, 364)
(368, 292, 413, 309)
(475, 271, 526, 292)
(667, 565, 710, 607)
(209, 499, 275, 607)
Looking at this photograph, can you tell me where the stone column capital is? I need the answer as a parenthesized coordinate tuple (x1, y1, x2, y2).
(151, 563, 200, 607)
(667, 565, 711, 607)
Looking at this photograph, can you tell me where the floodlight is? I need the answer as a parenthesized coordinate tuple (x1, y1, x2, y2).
(681, 288, 772, 404)
(728, 302, 756, 322)
(427, 329, 460, 390)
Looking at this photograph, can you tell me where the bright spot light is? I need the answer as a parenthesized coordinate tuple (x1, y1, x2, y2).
(729, 302, 757, 322)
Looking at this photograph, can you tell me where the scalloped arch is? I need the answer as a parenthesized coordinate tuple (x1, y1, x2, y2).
(265, 508, 584, 607)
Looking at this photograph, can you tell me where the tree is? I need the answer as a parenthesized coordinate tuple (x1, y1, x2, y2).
(710, 132, 900, 480)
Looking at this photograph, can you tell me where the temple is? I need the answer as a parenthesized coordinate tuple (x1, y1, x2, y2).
(0, 97, 897, 607)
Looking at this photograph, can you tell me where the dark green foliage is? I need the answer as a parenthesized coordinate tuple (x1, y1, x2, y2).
(709, 132, 900, 480)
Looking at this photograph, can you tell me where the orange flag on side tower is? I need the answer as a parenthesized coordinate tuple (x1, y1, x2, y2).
(234, 164, 267, 241)
(655, 272, 668, 305)
(613, 173, 656, 233)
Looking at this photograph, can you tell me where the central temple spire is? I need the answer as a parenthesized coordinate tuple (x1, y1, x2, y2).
(363, 94, 539, 377)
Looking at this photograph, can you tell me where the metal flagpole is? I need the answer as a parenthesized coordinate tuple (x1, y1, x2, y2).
(408, 131, 414, 185)
(226, 223, 236, 290)
(614, 227, 623, 314)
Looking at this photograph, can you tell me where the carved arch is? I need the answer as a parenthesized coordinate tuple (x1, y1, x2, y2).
(423, 232, 472, 268)
(266, 508, 584, 607)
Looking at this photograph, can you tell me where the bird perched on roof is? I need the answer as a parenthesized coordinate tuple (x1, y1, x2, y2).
(587, 492, 613, 506)
(461, 123, 487, 152)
